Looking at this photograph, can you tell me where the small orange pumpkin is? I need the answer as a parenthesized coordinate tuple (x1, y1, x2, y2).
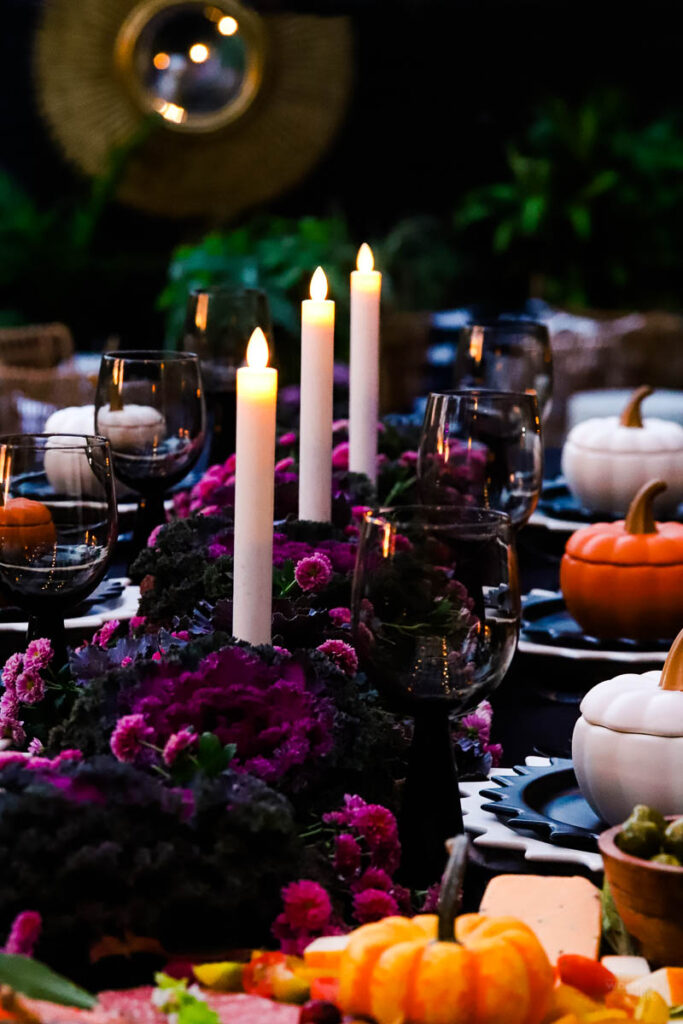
(336, 839, 554, 1024)
(0, 497, 56, 561)
(560, 479, 683, 640)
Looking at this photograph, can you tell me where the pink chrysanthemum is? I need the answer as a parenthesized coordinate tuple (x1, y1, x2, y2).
(281, 880, 332, 931)
(2, 910, 42, 956)
(316, 639, 358, 677)
(27, 737, 44, 755)
(331, 442, 349, 469)
(294, 553, 333, 593)
(328, 607, 352, 626)
(110, 714, 154, 763)
(162, 728, 197, 767)
(278, 431, 297, 447)
(352, 888, 399, 924)
(333, 833, 362, 879)
(351, 867, 393, 893)
(121, 656, 133, 668)
(92, 620, 120, 649)
(23, 638, 53, 670)
(147, 524, 164, 548)
(2, 652, 23, 689)
(14, 669, 45, 705)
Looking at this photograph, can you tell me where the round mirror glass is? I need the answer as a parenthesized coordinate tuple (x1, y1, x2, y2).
(118, 0, 263, 131)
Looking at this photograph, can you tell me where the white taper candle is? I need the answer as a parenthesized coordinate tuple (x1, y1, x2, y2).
(299, 266, 335, 522)
(349, 243, 381, 483)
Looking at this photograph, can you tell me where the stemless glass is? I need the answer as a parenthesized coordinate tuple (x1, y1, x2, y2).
(418, 389, 543, 530)
(183, 287, 272, 465)
(352, 505, 520, 886)
(452, 320, 553, 420)
(95, 351, 205, 553)
(0, 434, 117, 664)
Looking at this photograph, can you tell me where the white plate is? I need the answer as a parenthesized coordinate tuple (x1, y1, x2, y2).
(0, 578, 141, 633)
(460, 756, 604, 874)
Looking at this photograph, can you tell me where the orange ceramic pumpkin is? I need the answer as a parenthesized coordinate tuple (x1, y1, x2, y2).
(561, 479, 683, 640)
(337, 911, 554, 1024)
(0, 497, 56, 561)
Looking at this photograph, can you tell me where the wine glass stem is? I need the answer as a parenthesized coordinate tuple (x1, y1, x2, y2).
(27, 613, 67, 671)
(399, 705, 464, 888)
(131, 493, 166, 560)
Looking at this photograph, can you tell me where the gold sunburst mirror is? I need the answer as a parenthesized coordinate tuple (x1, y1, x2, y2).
(34, 0, 352, 218)
(115, 0, 265, 133)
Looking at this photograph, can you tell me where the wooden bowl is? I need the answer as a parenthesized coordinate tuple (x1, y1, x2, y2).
(599, 820, 683, 966)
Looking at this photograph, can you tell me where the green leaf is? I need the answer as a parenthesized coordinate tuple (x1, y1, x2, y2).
(669, 1006, 683, 1018)
(0, 954, 96, 1009)
(197, 732, 232, 776)
(568, 203, 592, 239)
(600, 881, 637, 956)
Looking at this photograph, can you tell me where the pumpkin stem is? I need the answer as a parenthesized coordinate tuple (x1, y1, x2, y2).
(619, 385, 653, 428)
(624, 479, 667, 535)
(437, 835, 468, 942)
(660, 627, 683, 691)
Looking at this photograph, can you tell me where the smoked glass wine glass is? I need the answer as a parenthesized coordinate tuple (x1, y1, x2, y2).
(0, 434, 117, 665)
(95, 351, 205, 553)
(351, 505, 519, 885)
(452, 321, 553, 421)
(418, 390, 543, 530)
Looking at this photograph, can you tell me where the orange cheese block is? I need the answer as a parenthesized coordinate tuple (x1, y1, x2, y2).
(479, 875, 602, 963)
(626, 967, 683, 1004)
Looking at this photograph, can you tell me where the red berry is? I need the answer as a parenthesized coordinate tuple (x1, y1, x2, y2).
(299, 1000, 342, 1024)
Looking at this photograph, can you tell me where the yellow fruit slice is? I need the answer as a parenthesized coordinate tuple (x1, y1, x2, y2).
(192, 961, 244, 991)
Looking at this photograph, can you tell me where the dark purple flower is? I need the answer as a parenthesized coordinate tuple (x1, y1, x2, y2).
(110, 714, 154, 763)
(294, 553, 333, 593)
(352, 888, 399, 923)
(207, 542, 230, 560)
(2, 910, 42, 956)
(333, 833, 362, 879)
(281, 880, 332, 930)
(317, 639, 358, 677)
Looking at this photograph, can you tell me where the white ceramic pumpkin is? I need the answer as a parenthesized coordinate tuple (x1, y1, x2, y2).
(572, 630, 683, 825)
(562, 386, 683, 515)
(44, 405, 101, 496)
(96, 404, 166, 451)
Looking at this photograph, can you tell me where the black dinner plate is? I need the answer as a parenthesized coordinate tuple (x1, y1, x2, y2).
(480, 758, 606, 851)
(538, 476, 683, 525)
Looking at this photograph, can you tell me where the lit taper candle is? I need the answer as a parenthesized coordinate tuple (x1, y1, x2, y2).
(299, 266, 335, 521)
(349, 243, 381, 482)
(233, 327, 277, 645)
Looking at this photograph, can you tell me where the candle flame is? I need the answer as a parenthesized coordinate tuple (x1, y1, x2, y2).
(357, 243, 374, 273)
(310, 266, 328, 302)
(246, 327, 269, 369)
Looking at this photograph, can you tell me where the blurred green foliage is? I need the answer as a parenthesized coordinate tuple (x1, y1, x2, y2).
(454, 91, 683, 308)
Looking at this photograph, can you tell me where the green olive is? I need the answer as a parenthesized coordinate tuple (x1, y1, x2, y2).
(662, 817, 683, 860)
(628, 804, 668, 832)
(615, 820, 662, 859)
(650, 853, 681, 867)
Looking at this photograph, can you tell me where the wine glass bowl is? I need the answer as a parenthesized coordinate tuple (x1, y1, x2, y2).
(0, 434, 117, 659)
(452, 320, 553, 420)
(95, 351, 205, 551)
(418, 389, 543, 530)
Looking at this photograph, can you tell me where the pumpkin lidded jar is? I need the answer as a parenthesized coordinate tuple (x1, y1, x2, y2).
(573, 628, 683, 825)
(561, 386, 683, 515)
(560, 479, 683, 640)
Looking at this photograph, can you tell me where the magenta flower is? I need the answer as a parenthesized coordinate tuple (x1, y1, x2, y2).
(110, 714, 154, 763)
(333, 833, 362, 879)
(316, 639, 358, 677)
(352, 888, 399, 924)
(129, 616, 147, 633)
(278, 431, 297, 446)
(27, 737, 44, 755)
(351, 867, 393, 893)
(14, 669, 45, 705)
(0, 689, 18, 721)
(281, 880, 332, 930)
(329, 607, 351, 626)
(92, 620, 120, 649)
(2, 910, 42, 956)
(2, 651, 23, 688)
(331, 442, 349, 469)
(399, 450, 419, 466)
(121, 656, 133, 668)
(294, 553, 333, 593)
(162, 728, 197, 767)
(275, 456, 295, 472)
(207, 542, 230, 560)
(147, 524, 164, 548)
(0, 751, 30, 769)
(23, 638, 53, 670)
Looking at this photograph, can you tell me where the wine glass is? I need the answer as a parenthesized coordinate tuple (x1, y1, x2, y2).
(352, 505, 519, 886)
(95, 351, 205, 554)
(183, 287, 272, 465)
(452, 320, 553, 421)
(0, 434, 117, 665)
(418, 390, 543, 530)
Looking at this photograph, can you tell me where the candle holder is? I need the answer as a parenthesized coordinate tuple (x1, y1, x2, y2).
(0, 434, 117, 665)
(352, 505, 519, 887)
(95, 351, 205, 556)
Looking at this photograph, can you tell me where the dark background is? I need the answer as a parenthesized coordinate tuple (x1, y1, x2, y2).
(2, 0, 683, 350)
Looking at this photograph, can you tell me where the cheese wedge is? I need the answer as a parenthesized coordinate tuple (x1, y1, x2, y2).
(303, 934, 349, 976)
(600, 956, 651, 987)
(626, 967, 683, 1005)
(479, 875, 602, 963)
